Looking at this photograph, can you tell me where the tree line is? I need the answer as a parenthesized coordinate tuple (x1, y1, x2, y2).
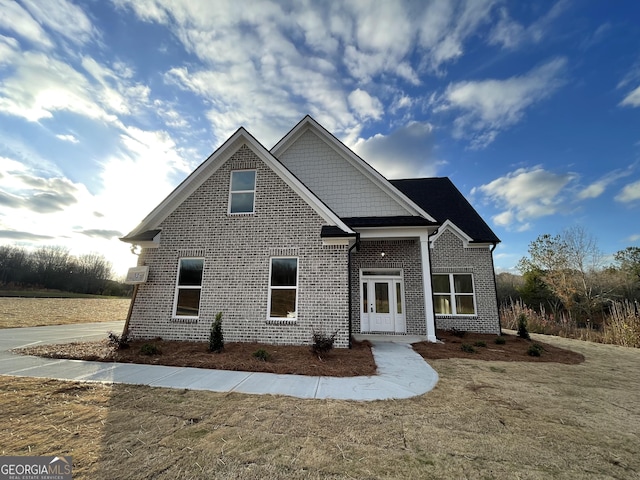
(496, 226, 640, 347)
(0, 245, 130, 296)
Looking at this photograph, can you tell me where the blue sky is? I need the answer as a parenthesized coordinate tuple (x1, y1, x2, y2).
(1, 0, 639, 276)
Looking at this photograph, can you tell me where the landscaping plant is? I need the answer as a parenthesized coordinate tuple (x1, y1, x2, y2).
(209, 311, 224, 352)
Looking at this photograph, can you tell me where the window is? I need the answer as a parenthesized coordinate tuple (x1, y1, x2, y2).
(229, 170, 256, 214)
(268, 257, 298, 319)
(433, 273, 476, 315)
(174, 258, 204, 318)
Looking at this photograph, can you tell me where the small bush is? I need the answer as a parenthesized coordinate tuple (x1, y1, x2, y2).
(209, 312, 224, 353)
(494, 336, 506, 345)
(461, 343, 476, 353)
(108, 331, 129, 349)
(474, 340, 487, 348)
(311, 330, 338, 357)
(253, 349, 270, 362)
(517, 314, 531, 340)
(140, 343, 160, 355)
(528, 343, 544, 357)
(451, 328, 467, 338)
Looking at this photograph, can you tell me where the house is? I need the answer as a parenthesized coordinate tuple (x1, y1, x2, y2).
(121, 116, 501, 348)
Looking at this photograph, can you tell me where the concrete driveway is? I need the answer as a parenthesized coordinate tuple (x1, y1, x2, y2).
(0, 322, 438, 401)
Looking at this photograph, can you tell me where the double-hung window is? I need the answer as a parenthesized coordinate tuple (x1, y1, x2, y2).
(229, 170, 256, 214)
(268, 257, 298, 319)
(174, 258, 204, 318)
(432, 273, 476, 315)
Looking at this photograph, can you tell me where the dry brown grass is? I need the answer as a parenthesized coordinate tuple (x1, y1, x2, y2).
(0, 298, 130, 328)
(2, 333, 639, 479)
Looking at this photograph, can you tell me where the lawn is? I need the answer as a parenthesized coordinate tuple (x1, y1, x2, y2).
(2, 333, 639, 479)
(0, 297, 130, 328)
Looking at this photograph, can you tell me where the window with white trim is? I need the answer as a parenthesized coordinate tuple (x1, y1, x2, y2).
(432, 273, 476, 315)
(229, 170, 256, 214)
(173, 258, 204, 318)
(268, 257, 298, 319)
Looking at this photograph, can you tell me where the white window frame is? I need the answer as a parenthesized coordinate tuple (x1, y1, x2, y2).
(173, 257, 204, 319)
(267, 257, 299, 321)
(228, 169, 256, 215)
(432, 273, 476, 316)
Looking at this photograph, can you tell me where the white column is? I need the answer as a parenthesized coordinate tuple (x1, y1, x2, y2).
(420, 232, 437, 342)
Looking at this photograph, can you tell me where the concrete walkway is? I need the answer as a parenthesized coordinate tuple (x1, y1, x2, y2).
(0, 322, 438, 401)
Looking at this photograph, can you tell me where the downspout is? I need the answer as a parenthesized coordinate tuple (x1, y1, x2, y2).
(347, 233, 361, 349)
(490, 242, 502, 336)
(427, 229, 438, 336)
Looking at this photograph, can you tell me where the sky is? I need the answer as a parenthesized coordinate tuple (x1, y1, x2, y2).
(1, 0, 639, 278)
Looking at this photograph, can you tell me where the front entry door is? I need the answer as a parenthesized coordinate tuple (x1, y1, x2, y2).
(361, 273, 406, 333)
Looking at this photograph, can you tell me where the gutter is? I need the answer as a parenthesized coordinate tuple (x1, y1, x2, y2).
(347, 233, 361, 349)
(490, 242, 503, 336)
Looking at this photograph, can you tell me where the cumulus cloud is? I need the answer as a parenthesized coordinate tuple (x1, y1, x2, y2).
(351, 121, 445, 179)
(436, 58, 567, 148)
(473, 166, 577, 230)
(577, 169, 633, 200)
(615, 179, 640, 203)
(0, 174, 79, 213)
(348, 89, 383, 121)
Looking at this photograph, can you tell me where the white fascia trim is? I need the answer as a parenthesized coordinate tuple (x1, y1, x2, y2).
(429, 220, 473, 247)
(271, 116, 436, 222)
(356, 226, 437, 240)
(126, 127, 353, 238)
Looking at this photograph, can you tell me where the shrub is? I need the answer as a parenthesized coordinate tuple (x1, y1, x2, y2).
(209, 312, 224, 353)
(461, 343, 476, 353)
(140, 343, 160, 355)
(253, 349, 270, 362)
(494, 336, 506, 345)
(451, 328, 466, 338)
(474, 340, 487, 348)
(528, 343, 544, 357)
(107, 331, 129, 350)
(517, 314, 531, 340)
(311, 330, 338, 357)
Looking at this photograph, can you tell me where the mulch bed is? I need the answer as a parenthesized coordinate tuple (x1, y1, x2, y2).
(14, 338, 377, 377)
(413, 330, 585, 364)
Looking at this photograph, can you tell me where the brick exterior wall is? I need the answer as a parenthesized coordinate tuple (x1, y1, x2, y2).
(430, 229, 500, 334)
(128, 144, 350, 348)
(350, 240, 426, 335)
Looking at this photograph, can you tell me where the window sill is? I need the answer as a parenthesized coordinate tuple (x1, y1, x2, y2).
(435, 314, 477, 318)
(171, 317, 198, 324)
(228, 212, 255, 217)
(266, 318, 297, 325)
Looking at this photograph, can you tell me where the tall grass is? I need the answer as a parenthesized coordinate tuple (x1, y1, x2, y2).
(500, 299, 640, 348)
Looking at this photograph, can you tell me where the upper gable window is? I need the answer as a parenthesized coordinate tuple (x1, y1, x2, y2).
(229, 170, 256, 214)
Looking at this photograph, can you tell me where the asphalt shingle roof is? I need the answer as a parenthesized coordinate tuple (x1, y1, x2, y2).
(391, 178, 500, 244)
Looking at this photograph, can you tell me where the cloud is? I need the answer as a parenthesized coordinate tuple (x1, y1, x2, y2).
(0, 0, 53, 48)
(347, 89, 383, 121)
(615, 179, 640, 203)
(489, 0, 570, 50)
(620, 85, 640, 108)
(473, 166, 577, 230)
(0, 229, 55, 241)
(436, 58, 567, 148)
(577, 169, 633, 200)
(0, 175, 79, 213)
(77, 229, 123, 239)
(351, 121, 445, 179)
(55, 134, 79, 143)
(21, 0, 96, 46)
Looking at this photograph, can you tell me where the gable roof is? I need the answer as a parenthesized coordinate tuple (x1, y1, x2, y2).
(271, 115, 437, 222)
(391, 178, 500, 244)
(121, 126, 354, 242)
